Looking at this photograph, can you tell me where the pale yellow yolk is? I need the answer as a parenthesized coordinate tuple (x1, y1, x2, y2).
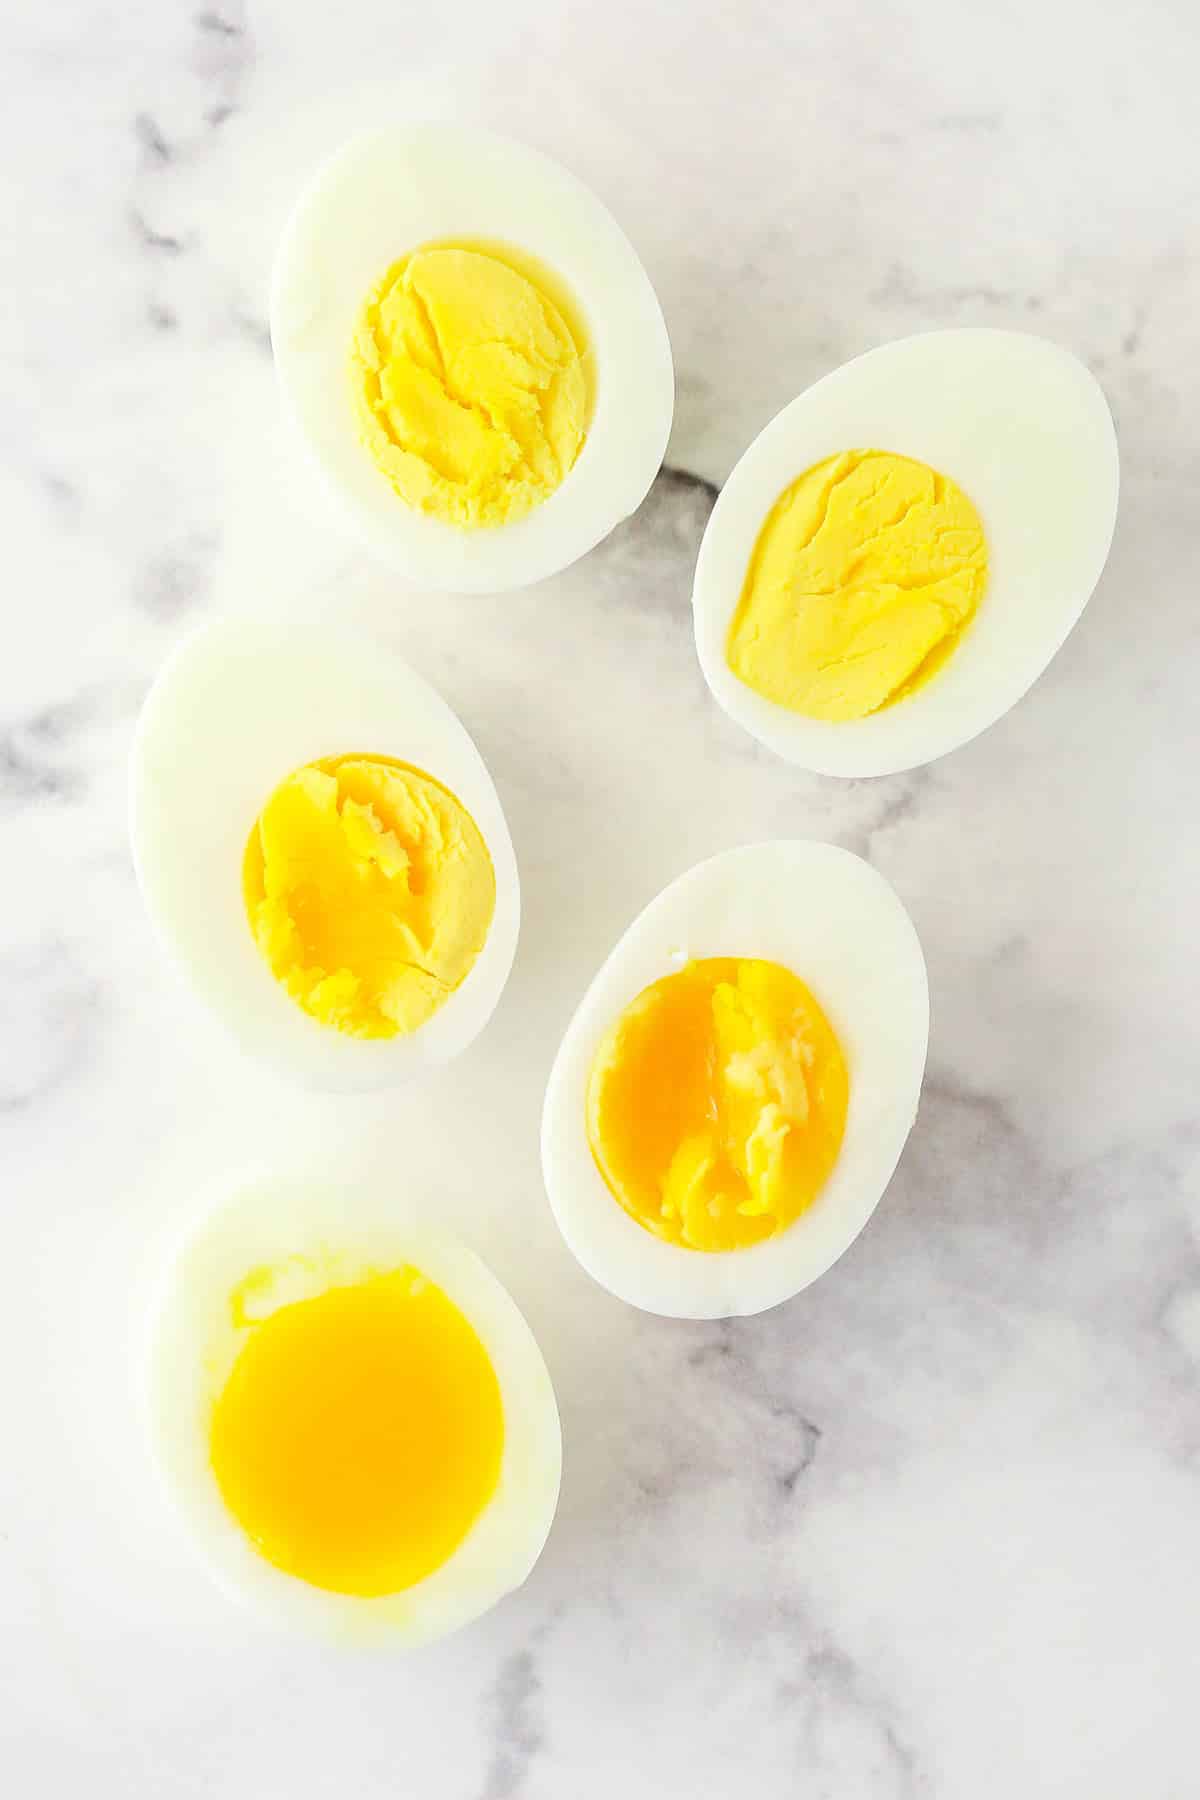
(209, 1266, 504, 1597)
(243, 755, 495, 1040)
(586, 957, 849, 1253)
(351, 242, 592, 529)
(727, 450, 988, 722)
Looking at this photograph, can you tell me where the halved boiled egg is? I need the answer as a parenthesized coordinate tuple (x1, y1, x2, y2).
(148, 1170, 561, 1644)
(541, 842, 928, 1318)
(130, 616, 519, 1089)
(693, 330, 1119, 776)
(271, 122, 674, 592)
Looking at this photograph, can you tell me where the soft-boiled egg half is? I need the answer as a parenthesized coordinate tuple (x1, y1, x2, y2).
(148, 1171, 561, 1644)
(693, 330, 1119, 776)
(130, 616, 519, 1090)
(271, 122, 674, 592)
(541, 842, 929, 1318)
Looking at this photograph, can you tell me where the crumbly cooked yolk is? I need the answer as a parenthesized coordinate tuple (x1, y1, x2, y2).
(243, 755, 495, 1040)
(351, 241, 592, 529)
(727, 450, 988, 721)
(586, 957, 849, 1252)
(209, 1267, 504, 1597)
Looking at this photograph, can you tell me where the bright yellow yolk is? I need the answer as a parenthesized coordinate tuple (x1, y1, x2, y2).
(727, 449, 988, 721)
(243, 755, 495, 1040)
(351, 241, 592, 529)
(586, 957, 849, 1253)
(209, 1267, 504, 1597)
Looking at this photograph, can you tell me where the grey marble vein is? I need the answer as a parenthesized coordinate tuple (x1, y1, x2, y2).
(479, 1647, 545, 1800)
(134, 531, 221, 617)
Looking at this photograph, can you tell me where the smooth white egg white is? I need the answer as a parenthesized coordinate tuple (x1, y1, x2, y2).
(271, 122, 674, 593)
(541, 842, 929, 1319)
(148, 1169, 562, 1646)
(130, 615, 520, 1090)
(693, 330, 1119, 776)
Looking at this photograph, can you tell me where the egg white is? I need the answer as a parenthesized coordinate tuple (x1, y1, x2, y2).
(693, 330, 1119, 776)
(541, 842, 929, 1318)
(271, 122, 674, 593)
(130, 615, 520, 1090)
(148, 1168, 562, 1646)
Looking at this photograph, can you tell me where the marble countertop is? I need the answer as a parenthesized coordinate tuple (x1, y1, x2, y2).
(4, 1, 1199, 1794)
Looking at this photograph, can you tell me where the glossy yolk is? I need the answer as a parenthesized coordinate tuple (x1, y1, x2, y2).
(586, 957, 849, 1252)
(727, 450, 988, 721)
(351, 242, 592, 529)
(209, 1267, 504, 1597)
(243, 755, 495, 1040)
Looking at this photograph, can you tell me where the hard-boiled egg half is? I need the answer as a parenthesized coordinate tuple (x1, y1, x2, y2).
(693, 330, 1119, 776)
(541, 842, 929, 1318)
(271, 122, 674, 593)
(148, 1170, 561, 1644)
(130, 616, 519, 1090)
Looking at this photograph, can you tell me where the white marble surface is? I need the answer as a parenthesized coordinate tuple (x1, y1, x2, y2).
(4, 1, 1199, 1793)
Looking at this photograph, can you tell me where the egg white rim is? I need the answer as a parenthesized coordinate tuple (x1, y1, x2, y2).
(146, 1167, 562, 1646)
(270, 121, 675, 594)
(693, 329, 1119, 777)
(541, 842, 929, 1318)
(129, 614, 520, 1091)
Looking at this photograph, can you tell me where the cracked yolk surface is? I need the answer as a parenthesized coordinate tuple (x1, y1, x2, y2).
(210, 1266, 504, 1597)
(586, 957, 849, 1252)
(351, 241, 592, 529)
(727, 449, 988, 721)
(243, 755, 495, 1039)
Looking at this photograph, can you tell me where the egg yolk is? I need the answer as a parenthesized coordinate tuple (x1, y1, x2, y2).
(727, 449, 988, 721)
(209, 1266, 504, 1597)
(351, 241, 593, 529)
(586, 957, 849, 1252)
(243, 755, 495, 1040)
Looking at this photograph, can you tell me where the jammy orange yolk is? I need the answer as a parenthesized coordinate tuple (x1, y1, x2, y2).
(243, 755, 495, 1040)
(586, 957, 849, 1252)
(209, 1267, 504, 1597)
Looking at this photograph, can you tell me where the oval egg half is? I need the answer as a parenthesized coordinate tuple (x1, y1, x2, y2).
(130, 615, 520, 1090)
(541, 842, 929, 1318)
(271, 122, 674, 592)
(148, 1169, 561, 1645)
(693, 330, 1119, 776)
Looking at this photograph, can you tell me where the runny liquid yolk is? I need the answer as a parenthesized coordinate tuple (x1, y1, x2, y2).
(727, 450, 988, 722)
(243, 755, 495, 1040)
(209, 1266, 504, 1597)
(586, 957, 849, 1253)
(351, 241, 593, 529)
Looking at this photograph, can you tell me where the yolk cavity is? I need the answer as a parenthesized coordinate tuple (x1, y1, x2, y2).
(727, 450, 988, 721)
(351, 241, 592, 529)
(209, 1266, 504, 1597)
(586, 957, 849, 1253)
(243, 755, 495, 1040)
